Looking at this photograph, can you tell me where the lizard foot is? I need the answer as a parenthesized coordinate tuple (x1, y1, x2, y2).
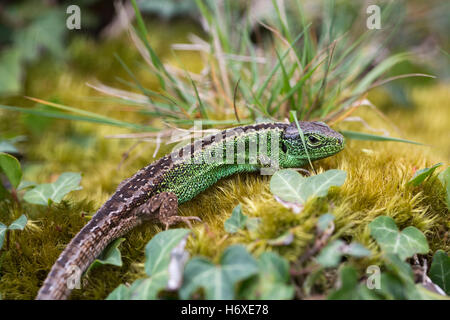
(162, 215, 202, 230)
(295, 168, 311, 176)
(138, 191, 201, 230)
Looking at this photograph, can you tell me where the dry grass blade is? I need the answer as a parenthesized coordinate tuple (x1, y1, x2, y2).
(87, 81, 149, 104)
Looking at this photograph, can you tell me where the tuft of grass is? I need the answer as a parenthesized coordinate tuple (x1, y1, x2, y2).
(0, 0, 432, 143)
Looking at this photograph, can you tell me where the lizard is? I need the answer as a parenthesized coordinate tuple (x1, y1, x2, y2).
(36, 121, 344, 299)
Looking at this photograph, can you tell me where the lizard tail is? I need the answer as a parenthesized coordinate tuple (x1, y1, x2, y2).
(36, 208, 140, 300)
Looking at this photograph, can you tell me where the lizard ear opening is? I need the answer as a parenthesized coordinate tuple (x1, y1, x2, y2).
(281, 141, 288, 153)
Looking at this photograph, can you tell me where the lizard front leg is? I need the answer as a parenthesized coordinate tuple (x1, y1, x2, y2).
(135, 192, 201, 230)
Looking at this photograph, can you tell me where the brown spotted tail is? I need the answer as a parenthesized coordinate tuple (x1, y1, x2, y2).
(36, 208, 141, 300)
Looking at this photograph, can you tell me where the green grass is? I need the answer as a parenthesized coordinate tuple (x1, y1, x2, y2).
(1, 0, 433, 135)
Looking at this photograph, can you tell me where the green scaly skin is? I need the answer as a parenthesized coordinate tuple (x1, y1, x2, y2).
(36, 121, 344, 299)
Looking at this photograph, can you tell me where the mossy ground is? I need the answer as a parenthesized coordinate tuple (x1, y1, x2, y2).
(0, 25, 448, 299)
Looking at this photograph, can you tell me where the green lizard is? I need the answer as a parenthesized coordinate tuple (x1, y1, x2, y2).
(36, 121, 344, 299)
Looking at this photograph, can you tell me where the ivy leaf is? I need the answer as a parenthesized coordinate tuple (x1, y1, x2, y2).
(383, 254, 448, 300)
(224, 205, 247, 233)
(328, 253, 447, 300)
(317, 213, 335, 232)
(106, 278, 157, 300)
(270, 169, 308, 204)
(180, 245, 258, 300)
(379, 272, 408, 299)
(429, 250, 450, 295)
(241, 252, 294, 300)
(267, 231, 294, 246)
(126, 275, 169, 300)
(8, 215, 27, 230)
(270, 169, 306, 203)
(369, 216, 429, 260)
(270, 169, 346, 210)
(0, 223, 6, 250)
(407, 163, 443, 186)
(17, 181, 36, 191)
(0, 152, 22, 188)
(0, 48, 22, 96)
(301, 169, 347, 200)
(411, 285, 450, 300)
(107, 229, 191, 300)
(0, 215, 27, 250)
(0, 140, 19, 154)
(87, 238, 125, 272)
(316, 240, 371, 268)
(135, 229, 191, 299)
(317, 240, 345, 267)
(139, 0, 198, 18)
(344, 243, 372, 257)
(302, 268, 324, 296)
(0, 9, 67, 95)
(253, 252, 294, 299)
(327, 266, 359, 299)
(438, 167, 450, 209)
(327, 266, 380, 300)
(224, 204, 260, 233)
(384, 253, 415, 284)
(14, 9, 66, 62)
(145, 229, 190, 277)
(23, 172, 82, 206)
(106, 284, 130, 300)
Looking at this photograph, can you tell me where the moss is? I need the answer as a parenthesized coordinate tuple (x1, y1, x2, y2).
(0, 28, 448, 299)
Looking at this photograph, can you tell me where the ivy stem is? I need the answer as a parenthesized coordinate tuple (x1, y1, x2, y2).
(6, 230, 10, 251)
(11, 188, 21, 210)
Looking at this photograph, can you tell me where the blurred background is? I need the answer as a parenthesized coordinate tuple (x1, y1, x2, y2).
(0, 0, 448, 95)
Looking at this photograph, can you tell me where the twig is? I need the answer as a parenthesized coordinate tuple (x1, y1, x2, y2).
(298, 223, 335, 265)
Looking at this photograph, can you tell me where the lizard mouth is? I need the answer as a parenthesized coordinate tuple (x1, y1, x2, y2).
(337, 133, 345, 148)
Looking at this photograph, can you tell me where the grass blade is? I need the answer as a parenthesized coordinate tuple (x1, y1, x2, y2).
(341, 130, 424, 145)
(352, 53, 409, 95)
(256, 25, 310, 99)
(291, 111, 315, 173)
(0, 104, 156, 131)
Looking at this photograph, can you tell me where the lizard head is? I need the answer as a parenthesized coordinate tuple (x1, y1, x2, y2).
(280, 121, 345, 167)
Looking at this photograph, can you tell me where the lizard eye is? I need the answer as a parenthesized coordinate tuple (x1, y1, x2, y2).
(281, 142, 288, 153)
(307, 135, 321, 147)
